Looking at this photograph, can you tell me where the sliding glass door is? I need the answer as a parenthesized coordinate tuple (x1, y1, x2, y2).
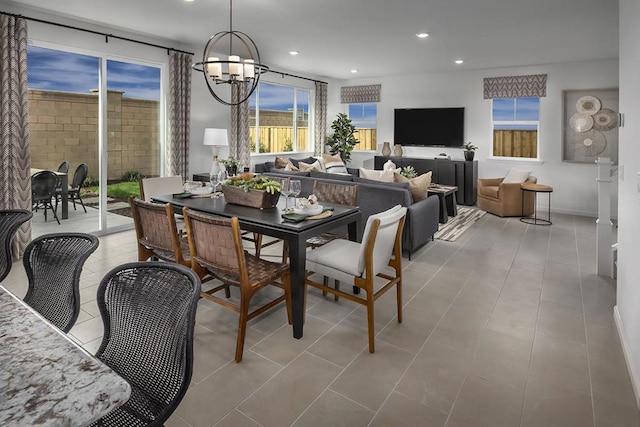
(27, 44, 162, 236)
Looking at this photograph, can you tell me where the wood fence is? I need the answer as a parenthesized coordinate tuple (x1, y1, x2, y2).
(493, 130, 538, 158)
(249, 127, 378, 152)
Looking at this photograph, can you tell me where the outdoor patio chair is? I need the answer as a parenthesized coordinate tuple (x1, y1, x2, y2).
(56, 163, 88, 213)
(32, 170, 60, 225)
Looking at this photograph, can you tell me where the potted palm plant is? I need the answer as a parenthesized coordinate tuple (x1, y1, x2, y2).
(462, 142, 477, 161)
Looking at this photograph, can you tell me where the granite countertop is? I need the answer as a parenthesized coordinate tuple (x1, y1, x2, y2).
(0, 286, 131, 426)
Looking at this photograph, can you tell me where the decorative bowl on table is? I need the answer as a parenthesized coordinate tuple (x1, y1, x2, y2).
(189, 186, 214, 195)
(293, 197, 323, 215)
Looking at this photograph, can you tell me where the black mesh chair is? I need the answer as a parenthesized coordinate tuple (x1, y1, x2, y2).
(56, 162, 88, 213)
(55, 161, 70, 193)
(22, 233, 99, 332)
(57, 161, 70, 174)
(0, 209, 33, 283)
(89, 262, 201, 427)
(32, 170, 60, 225)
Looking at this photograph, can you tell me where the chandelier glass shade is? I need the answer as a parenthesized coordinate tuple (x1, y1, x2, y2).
(193, 0, 269, 106)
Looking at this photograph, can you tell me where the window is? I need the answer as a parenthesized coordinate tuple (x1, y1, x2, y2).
(492, 97, 539, 159)
(249, 82, 310, 154)
(348, 103, 377, 150)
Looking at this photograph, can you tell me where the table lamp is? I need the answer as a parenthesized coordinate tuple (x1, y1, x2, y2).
(203, 128, 229, 177)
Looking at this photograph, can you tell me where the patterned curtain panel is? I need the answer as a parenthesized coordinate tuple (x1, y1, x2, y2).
(483, 74, 547, 99)
(340, 84, 381, 104)
(230, 82, 250, 170)
(314, 82, 328, 156)
(168, 51, 193, 179)
(0, 15, 30, 259)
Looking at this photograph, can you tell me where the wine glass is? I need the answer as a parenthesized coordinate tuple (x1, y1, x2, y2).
(289, 180, 301, 208)
(209, 172, 219, 192)
(280, 178, 291, 210)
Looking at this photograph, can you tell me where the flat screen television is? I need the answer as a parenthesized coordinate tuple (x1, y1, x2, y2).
(394, 107, 464, 147)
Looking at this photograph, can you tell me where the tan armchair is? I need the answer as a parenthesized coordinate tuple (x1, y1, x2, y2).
(477, 176, 537, 217)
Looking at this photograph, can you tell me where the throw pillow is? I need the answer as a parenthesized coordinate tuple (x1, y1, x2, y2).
(359, 168, 395, 183)
(298, 160, 322, 172)
(323, 153, 348, 174)
(284, 161, 299, 171)
(274, 156, 289, 169)
(395, 171, 432, 201)
(288, 157, 316, 168)
(502, 168, 531, 184)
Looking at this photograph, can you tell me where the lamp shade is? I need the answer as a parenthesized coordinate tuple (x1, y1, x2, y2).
(203, 128, 229, 146)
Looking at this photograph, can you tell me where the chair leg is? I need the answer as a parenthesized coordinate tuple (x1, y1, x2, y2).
(334, 280, 340, 301)
(77, 193, 87, 213)
(235, 298, 250, 362)
(253, 233, 262, 257)
(49, 202, 60, 225)
(322, 276, 328, 297)
(284, 276, 293, 325)
(367, 290, 375, 353)
(224, 285, 231, 298)
(396, 279, 403, 324)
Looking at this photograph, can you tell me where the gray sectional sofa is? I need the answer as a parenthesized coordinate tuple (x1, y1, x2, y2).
(255, 160, 439, 258)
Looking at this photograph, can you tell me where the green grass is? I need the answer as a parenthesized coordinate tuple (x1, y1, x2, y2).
(87, 181, 140, 200)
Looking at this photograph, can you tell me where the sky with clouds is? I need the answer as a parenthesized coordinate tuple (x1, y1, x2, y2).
(27, 46, 160, 100)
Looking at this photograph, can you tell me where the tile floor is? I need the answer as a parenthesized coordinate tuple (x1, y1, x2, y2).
(4, 211, 639, 426)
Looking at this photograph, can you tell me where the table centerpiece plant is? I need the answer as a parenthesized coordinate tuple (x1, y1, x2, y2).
(221, 173, 281, 208)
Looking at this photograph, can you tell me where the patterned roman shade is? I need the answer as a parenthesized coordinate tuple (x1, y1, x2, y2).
(340, 84, 381, 104)
(483, 74, 547, 99)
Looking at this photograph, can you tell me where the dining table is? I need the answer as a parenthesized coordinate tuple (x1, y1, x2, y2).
(30, 168, 69, 220)
(152, 193, 361, 339)
(0, 285, 131, 426)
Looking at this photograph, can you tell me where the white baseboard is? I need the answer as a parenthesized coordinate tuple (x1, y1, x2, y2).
(614, 305, 640, 409)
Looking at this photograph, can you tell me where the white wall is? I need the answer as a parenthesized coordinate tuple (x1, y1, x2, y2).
(331, 60, 619, 216)
(616, 0, 640, 407)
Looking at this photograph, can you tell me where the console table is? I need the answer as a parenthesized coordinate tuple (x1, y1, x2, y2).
(374, 156, 477, 206)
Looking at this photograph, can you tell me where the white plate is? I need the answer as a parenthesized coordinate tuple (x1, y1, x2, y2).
(190, 186, 214, 195)
(293, 204, 323, 215)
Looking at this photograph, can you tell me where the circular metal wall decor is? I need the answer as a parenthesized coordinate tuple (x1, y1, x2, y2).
(576, 96, 602, 114)
(571, 129, 606, 157)
(592, 108, 618, 131)
(569, 112, 594, 132)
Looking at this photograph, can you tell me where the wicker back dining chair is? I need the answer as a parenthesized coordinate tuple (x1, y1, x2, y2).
(57, 161, 70, 174)
(183, 208, 292, 362)
(129, 196, 192, 271)
(0, 209, 33, 283)
(32, 170, 60, 225)
(306, 205, 407, 353)
(89, 262, 200, 426)
(22, 233, 99, 332)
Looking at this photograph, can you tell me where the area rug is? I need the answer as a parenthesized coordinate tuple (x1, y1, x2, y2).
(434, 207, 486, 242)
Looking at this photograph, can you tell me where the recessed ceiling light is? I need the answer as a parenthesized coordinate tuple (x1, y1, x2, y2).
(455, 59, 464, 64)
(289, 51, 299, 56)
(416, 33, 429, 39)
(184, 0, 195, 2)
(350, 69, 358, 74)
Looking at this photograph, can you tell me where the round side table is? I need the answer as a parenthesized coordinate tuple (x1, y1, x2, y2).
(520, 183, 553, 225)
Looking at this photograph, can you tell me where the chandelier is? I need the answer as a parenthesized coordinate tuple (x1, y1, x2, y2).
(193, 0, 269, 106)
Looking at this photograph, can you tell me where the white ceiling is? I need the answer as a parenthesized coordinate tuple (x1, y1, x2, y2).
(5, 0, 619, 80)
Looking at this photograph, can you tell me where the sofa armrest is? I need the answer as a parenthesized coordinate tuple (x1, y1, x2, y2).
(404, 194, 439, 252)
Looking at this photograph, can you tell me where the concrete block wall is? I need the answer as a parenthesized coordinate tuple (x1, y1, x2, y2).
(29, 89, 159, 181)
